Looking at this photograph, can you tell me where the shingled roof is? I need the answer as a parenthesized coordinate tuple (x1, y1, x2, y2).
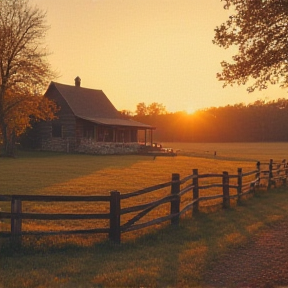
(49, 81, 154, 129)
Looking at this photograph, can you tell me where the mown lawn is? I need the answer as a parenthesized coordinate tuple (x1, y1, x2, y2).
(1, 146, 288, 287)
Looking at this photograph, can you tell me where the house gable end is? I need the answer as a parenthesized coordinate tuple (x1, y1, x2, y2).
(44, 82, 75, 116)
(43, 82, 77, 140)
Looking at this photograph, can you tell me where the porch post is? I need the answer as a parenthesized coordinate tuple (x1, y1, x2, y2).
(94, 125, 98, 142)
(128, 128, 131, 142)
(113, 128, 116, 142)
(150, 129, 153, 146)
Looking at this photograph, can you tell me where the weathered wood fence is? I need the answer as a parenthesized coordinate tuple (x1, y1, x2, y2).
(0, 159, 287, 244)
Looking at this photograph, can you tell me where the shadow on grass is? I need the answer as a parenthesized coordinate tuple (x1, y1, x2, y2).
(1, 151, 150, 194)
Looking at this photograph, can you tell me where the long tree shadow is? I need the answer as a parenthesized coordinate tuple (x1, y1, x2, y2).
(1, 152, 149, 199)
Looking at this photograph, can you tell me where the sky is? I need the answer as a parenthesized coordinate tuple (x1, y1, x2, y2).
(30, 0, 288, 114)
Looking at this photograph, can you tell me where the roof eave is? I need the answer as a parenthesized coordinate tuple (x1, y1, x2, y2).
(76, 116, 155, 129)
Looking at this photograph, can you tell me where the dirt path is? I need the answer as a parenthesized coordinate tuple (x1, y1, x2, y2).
(204, 221, 288, 288)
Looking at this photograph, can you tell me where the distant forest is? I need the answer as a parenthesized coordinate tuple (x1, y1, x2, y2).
(133, 98, 288, 142)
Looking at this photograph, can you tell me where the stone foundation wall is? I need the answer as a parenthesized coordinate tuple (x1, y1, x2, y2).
(77, 138, 140, 155)
(41, 137, 140, 155)
(41, 137, 76, 153)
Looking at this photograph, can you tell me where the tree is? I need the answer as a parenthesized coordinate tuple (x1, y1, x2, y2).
(135, 102, 147, 116)
(135, 102, 167, 116)
(213, 0, 288, 92)
(147, 102, 167, 115)
(0, 0, 57, 156)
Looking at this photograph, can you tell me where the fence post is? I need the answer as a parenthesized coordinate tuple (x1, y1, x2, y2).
(192, 169, 199, 215)
(283, 159, 288, 186)
(109, 191, 121, 244)
(255, 161, 261, 190)
(222, 171, 230, 209)
(11, 197, 22, 246)
(170, 173, 180, 226)
(237, 168, 242, 204)
(268, 159, 273, 190)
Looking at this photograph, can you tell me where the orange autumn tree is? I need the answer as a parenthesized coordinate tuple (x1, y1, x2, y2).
(0, 0, 57, 156)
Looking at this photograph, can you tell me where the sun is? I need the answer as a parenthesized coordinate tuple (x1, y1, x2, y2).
(184, 106, 200, 115)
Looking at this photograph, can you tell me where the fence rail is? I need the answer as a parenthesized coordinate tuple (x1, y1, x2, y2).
(1, 159, 287, 244)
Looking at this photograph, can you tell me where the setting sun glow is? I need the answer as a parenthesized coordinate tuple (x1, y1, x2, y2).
(31, 0, 288, 113)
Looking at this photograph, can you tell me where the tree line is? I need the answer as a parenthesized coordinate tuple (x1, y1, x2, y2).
(133, 99, 288, 143)
(120, 102, 168, 118)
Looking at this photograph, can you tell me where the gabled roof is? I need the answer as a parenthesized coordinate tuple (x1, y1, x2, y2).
(47, 82, 154, 129)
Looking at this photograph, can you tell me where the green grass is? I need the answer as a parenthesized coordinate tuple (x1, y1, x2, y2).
(1, 143, 288, 287)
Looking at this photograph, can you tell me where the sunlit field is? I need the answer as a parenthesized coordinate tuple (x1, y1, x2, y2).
(163, 142, 288, 162)
(1, 142, 288, 288)
(1, 143, 287, 242)
(0, 145, 258, 242)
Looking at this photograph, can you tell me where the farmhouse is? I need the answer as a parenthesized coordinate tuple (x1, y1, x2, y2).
(34, 77, 155, 154)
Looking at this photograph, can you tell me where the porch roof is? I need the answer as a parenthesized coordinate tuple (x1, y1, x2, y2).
(78, 116, 155, 129)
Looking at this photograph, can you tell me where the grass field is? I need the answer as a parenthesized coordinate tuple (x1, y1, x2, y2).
(1, 142, 288, 287)
(163, 142, 288, 162)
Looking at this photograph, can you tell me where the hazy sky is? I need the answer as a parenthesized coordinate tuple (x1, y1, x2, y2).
(31, 0, 288, 113)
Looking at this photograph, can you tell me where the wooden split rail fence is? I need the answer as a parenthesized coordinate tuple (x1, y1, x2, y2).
(0, 159, 287, 244)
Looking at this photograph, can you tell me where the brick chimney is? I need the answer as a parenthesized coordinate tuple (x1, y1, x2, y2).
(74, 76, 81, 87)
